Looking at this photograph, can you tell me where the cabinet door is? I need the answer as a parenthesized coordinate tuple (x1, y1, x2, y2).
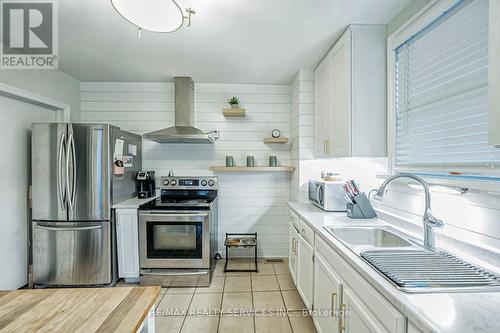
(297, 233, 314, 310)
(288, 223, 299, 284)
(313, 252, 342, 333)
(116, 208, 140, 279)
(407, 321, 422, 333)
(314, 54, 333, 157)
(341, 287, 386, 333)
(330, 30, 352, 157)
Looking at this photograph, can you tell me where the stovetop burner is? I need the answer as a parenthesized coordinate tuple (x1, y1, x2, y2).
(158, 198, 210, 205)
(139, 176, 218, 211)
(141, 198, 214, 210)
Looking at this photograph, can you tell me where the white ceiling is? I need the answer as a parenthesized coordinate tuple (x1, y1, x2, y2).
(59, 0, 411, 84)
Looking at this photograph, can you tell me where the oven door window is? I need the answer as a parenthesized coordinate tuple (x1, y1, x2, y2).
(147, 222, 202, 259)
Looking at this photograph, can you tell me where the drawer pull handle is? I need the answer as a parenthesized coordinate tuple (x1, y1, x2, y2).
(339, 303, 346, 332)
(331, 292, 337, 316)
(325, 139, 331, 155)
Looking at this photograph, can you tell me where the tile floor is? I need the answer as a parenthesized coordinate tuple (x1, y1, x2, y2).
(120, 259, 317, 333)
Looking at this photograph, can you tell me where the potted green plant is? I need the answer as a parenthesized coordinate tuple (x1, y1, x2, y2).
(228, 96, 240, 109)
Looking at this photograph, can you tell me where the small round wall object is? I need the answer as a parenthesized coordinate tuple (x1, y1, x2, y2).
(272, 129, 281, 138)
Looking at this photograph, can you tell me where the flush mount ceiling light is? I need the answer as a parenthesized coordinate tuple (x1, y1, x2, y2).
(111, 0, 195, 35)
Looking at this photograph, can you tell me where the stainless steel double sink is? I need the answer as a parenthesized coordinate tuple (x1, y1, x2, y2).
(324, 225, 500, 293)
(326, 226, 413, 249)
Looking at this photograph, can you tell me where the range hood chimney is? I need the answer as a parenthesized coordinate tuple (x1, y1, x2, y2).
(143, 77, 218, 144)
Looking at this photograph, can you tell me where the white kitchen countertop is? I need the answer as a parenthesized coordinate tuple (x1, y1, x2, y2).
(112, 195, 160, 209)
(287, 201, 500, 333)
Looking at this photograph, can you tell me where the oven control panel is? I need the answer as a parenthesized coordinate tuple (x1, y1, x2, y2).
(161, 177, 218, 190)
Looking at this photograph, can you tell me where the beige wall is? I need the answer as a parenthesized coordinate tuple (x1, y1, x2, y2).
(0, 70, 81, 121)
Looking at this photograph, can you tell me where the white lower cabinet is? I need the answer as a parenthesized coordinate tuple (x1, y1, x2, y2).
(297, 233, 314, 311)
(115, 208, 140, 280)
(313, 252, 342, 333)
(342, 287, 387, 333)
(407, 321, 422, 333)
(289, 209, 409, 333)
(314, 236, 406, 333)
(289, 223, 299, 283)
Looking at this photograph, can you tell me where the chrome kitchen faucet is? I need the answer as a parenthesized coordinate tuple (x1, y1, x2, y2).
(374, 173, 444, 250)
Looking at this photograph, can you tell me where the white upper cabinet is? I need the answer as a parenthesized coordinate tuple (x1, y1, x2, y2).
(330, 31, 351, 157)
(314, 25, 387, 158)
(314, 53, 333, 157)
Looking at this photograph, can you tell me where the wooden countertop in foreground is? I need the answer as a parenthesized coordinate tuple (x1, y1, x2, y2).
(0, 286, 160, 333)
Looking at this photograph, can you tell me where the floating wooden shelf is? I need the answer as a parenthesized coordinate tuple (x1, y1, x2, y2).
(222, 108, 246, 117)
(264, 137, 289, 144)
(210, 166, 295, 172)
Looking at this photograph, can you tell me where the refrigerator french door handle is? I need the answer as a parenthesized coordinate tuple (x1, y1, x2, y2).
(58, 132, 66, 210)
(66, 132, 76, 211)
(140, 212, 209, 217)
(70, 132, 76, 208)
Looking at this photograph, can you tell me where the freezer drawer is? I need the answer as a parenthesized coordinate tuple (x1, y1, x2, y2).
(32, 221, 112, 286)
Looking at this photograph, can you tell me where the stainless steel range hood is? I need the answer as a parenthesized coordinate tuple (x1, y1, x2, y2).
(143, 77, 218, 144)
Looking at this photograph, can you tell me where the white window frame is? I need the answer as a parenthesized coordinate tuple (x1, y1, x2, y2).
(386, 0, 500, 178)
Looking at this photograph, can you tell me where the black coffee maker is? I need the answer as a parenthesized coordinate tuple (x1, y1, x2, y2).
(136, 171, 156, 199)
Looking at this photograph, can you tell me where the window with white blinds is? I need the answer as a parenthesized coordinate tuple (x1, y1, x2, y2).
(395, 0, 498, 168)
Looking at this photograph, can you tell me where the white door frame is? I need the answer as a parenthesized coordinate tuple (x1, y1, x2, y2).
(0, 81, 70, 289)
(0, 82, 70, 121)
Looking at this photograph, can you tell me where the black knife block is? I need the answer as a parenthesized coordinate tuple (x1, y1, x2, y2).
(346, 193, 377, 219)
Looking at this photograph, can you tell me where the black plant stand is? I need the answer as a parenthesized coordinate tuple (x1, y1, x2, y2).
(224, 233, 258, 273)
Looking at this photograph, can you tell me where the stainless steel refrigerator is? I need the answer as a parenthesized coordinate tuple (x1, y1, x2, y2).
(31, 123, 142, 287)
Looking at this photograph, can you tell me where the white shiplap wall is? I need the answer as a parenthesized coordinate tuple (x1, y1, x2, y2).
(290, 70, 315, 201)
(81, 82, 292, 257)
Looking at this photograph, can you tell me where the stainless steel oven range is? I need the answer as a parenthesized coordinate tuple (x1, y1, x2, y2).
(138, 176, 218, 287)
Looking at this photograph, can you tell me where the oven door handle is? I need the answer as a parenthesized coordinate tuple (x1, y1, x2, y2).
(141, 271, 208, 276)
(140, 212, 209, 217)
(157, 213, 207, 217)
